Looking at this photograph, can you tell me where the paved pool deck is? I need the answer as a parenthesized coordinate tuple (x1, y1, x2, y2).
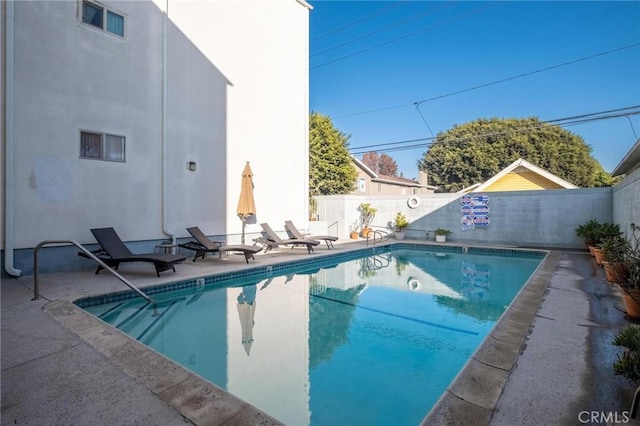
(1, 239, 637, 425)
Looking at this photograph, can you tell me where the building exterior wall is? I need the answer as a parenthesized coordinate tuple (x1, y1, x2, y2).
(613, 167, 640, 240)
(316, 188, 613, 249)
(483, 172, 564, 192)
(2, 0, 309, 274)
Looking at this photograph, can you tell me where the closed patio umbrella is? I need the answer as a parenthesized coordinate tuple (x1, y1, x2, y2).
(236, 162, 256, 245)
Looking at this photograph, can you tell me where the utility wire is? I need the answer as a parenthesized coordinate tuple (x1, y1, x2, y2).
(349, 106, 640, 155)
(311, 1, 505, 70)
(311, 1, 459, 57)
(335, 42, 640, 119)
(415, 103, 435, 137)
(311, 1, 409, 43)
(351, 106, 640, 151)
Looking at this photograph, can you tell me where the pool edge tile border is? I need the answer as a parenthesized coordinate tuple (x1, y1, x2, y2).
(43, 299, 284, 426)
(43, 241, 553, 426)
(420, 250, 561, 426)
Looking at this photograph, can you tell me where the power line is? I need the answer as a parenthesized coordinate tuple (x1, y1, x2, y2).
(335, 42, 640, 119)
(311, 1, 459, 58)
(413, 43, 640, 106)
(311, 1, 409, 43)
(415, 103, 435, 137)
(311, 1, 505, 70)
(349, 106, 640, 155)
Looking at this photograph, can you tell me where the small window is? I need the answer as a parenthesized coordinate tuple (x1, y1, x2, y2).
(358, 178, 366, 192)
(82, 1, 125, 37)
(80, 130, 125, 162)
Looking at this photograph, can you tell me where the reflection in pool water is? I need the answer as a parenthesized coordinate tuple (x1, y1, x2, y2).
(82, 247, 542, 425)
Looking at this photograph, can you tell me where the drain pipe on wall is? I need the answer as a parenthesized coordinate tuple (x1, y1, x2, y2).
(161, 1, 175, 246)
(4, 0, 22, 277)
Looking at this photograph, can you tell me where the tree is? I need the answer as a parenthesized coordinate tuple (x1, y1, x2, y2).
(309, 112, 358, 195)
(418, 117, 615, 192)
(362, 151, 398, 176)
(362, 152, 380, 173)
(379, 153, 398, 176)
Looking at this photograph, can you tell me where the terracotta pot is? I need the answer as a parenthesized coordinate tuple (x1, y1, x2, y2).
(361, 228, 372, 238)
(349, 232, 359, 240)
(621, 290, 640, 320)
(604, 262, 629, 284)
(592, 247, 606, 266)
(588, 245, 597, 257)
(603, 262, 616, 283)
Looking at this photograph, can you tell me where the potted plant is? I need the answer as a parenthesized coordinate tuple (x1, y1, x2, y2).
(602, 234, 631, 283)
(393, 212, 409, 240)
(575, 219, 602, 251)
(348, 220, 359, 239)
(435, 228, 451, 243)
(613, 324, 640, 384)
(616, 224, 640, 319)
(357, 203, 377, 238)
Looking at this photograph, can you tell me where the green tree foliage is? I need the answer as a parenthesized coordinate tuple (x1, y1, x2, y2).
(418, 117, 616, 192)
(309, 111, 358, 195)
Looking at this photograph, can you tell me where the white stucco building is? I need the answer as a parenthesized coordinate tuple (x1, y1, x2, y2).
(1, 0, 312, 275)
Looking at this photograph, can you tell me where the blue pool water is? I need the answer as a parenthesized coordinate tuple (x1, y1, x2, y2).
(79, 245, 543, 425)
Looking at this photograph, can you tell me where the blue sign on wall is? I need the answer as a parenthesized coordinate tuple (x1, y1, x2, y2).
(461, 193, 490, 231)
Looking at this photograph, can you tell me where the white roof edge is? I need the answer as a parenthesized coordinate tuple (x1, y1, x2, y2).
(457, 183, 482, 193)
(296, 0, 313, 10)
(612, 138, 640, 176)
(475, 158, 578, 191)
(351, 155, 378, 178)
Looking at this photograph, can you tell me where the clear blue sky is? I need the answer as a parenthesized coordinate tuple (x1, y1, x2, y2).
(309, 1, 640, 180)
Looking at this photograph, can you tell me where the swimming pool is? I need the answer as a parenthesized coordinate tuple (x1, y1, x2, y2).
(77, 245, 544, 425)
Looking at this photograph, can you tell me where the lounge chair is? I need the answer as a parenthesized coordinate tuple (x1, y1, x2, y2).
(284, 220, 338, 249)
(85, 227, 186, 277)
(256, 223, 320, 254)
(179, 226, 262, 263)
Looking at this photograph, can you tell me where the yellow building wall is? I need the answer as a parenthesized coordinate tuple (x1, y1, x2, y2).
(483, 171, 564, 192)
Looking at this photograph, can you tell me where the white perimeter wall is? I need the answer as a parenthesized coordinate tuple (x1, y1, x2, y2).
(316, 188, 615, 249)
(613, 167, 640, 240)
(7, 0, 309, 249)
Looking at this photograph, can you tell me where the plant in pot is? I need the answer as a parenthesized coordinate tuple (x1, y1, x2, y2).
(435, 228, 451, 243)
(357, 203, 377, 238)
(616, 224, 640, 320)
(613, 325, 640, 384)
(575, 219, 602, 254)
(348, 220, 360, 240)
(393, 212, 409, 240)
(602, 234, 631, 284)
(593, 223, 624, 265)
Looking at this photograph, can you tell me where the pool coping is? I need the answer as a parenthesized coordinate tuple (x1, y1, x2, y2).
(43, 242, 556, 426)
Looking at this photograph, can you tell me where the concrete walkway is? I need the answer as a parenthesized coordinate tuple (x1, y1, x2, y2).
(1, 242, 637, 425)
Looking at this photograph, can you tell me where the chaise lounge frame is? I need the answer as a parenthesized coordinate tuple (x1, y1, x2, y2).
(256, 223, 320, 254)
(179, 226, 262, 263)
(284, 220, 337, 249)
(84, 227, 186, 277)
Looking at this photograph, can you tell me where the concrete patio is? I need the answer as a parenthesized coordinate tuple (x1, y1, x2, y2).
(1, 239, 637, 425)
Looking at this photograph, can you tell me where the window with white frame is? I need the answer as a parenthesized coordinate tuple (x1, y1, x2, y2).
(358, 178, 366, 192)
(80, 131, 125, 162)
(82, 1, 125, 37)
